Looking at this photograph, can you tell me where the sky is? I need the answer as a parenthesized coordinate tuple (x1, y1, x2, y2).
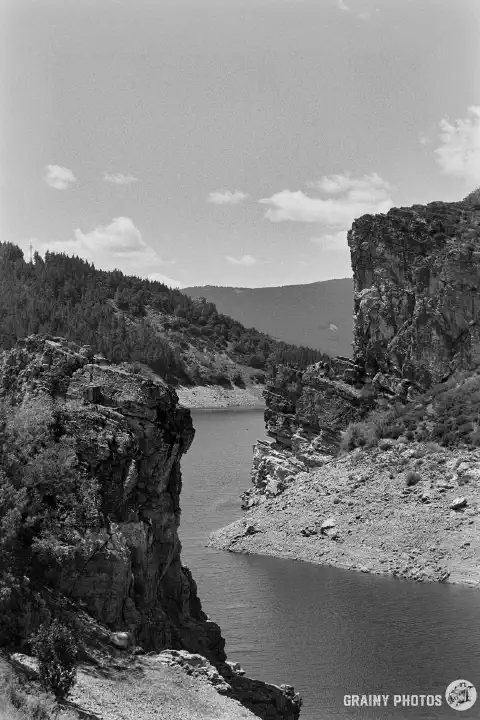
(1, 0, 480, 288)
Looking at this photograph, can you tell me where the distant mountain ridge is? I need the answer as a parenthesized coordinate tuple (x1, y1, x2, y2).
(184, 278, 354, 358)
(0, 242, 327, 391)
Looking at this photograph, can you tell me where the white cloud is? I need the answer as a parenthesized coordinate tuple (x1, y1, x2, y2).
(23, 217, 182, 287)
(104, 172, 140, 185)
(336, 0, 371, 20)
(208, 190, 249, 205)
(74, 216, 145, 254)
(260, 172, 392, 227)
(310, 231, 348, 250)
(418, 133, 432, 146)
(435, 106, 480, 184)
(224, 254, 257, 266)
(147, 272, 183, 288)
(45, 165, 77, 190)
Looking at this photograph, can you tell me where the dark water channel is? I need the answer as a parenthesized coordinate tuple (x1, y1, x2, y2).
(179, 409, 480, 720)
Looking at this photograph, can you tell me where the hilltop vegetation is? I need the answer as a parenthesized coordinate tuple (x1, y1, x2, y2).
(0, 242, 327, 387)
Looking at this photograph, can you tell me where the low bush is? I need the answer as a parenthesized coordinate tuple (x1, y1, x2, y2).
(232, 372, 245, 388)
(30, 621, 78, 701)
(0, 658, 77, 720)
(210, 372, 231, 387)
(405, 470, 422, 487)
(251, 371, 265, 385)
(342, 367, 480, 451)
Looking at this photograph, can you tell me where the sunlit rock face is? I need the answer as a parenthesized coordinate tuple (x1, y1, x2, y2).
(250, 197, 480, 502)
(0, 334, 225, 662)
(349, 199, 480, 390)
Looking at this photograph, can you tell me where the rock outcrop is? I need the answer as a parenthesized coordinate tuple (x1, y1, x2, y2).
(350, 200, 480, 391)
(0, 334, 222, 660)
(0, 335, 301, 719)
(247, 199, 480, 504)
(244, 357, 371, 507)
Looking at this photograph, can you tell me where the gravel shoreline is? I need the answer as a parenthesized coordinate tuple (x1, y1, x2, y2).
(176, 384, 265, 409)
(210, 442, 480, 587)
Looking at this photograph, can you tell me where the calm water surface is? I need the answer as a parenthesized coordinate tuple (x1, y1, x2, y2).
(179, 409, 480, 720)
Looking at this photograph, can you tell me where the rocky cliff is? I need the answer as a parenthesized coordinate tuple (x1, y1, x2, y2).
(243, 198, 480, 506)
(212, 198, 480, 587)
(0, 335, 301, 719)
(350, 199, 480, 392)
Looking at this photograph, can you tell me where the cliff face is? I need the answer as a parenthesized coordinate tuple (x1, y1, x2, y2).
(1, 335, 302, 719)
(247, 199, 480, 506)
(0, 334, 223, 660)
(242, 358, 369, 507)
(350, 200, 480, 391)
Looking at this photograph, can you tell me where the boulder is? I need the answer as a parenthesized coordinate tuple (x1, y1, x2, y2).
(110, 631, 130, 649)
(320, 518, 336, 533)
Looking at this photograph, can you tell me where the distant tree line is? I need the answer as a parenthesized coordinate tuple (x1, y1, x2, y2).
(0, 242, 328, 382)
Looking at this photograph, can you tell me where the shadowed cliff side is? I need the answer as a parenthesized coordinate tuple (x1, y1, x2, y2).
(0, 334, 301, 719)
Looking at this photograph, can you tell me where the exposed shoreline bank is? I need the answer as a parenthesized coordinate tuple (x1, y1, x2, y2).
(210, 442, 480, 588)
(176, 384, 266, 409)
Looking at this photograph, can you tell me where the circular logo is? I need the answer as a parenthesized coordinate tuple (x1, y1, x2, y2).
(445, 680, 477, 711)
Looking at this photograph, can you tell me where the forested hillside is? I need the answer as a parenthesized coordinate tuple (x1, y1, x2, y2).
(0, 242, 328, 386)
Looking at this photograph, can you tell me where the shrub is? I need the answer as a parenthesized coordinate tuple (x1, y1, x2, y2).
(0, 658, 77, 720)
(247, 354, 266, 369)
(251, 371, 265, 385)
(405, 470, 421, 487)
(424, 441, 443, 453)
(31, 621, 78, 701)
(378, 438, 393, 450)
(209, 372, 231, 387)
(232, 372, 245, 388)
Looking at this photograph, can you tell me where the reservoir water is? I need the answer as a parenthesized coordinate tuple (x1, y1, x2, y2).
(179, 408, 480, 719)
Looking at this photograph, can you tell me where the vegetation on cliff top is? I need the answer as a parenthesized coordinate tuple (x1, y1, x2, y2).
(0, 242, 328, 387)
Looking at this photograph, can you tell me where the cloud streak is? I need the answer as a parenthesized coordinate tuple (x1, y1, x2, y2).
(45, 165, 77, 190)
(104, 172, 140, 185)
(208, 190, 249, 205)
(435, 106, 480, 184)
(260, 172, 392, 227)
(310, 230, 348, 250)
(225, 254, 257, 266)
